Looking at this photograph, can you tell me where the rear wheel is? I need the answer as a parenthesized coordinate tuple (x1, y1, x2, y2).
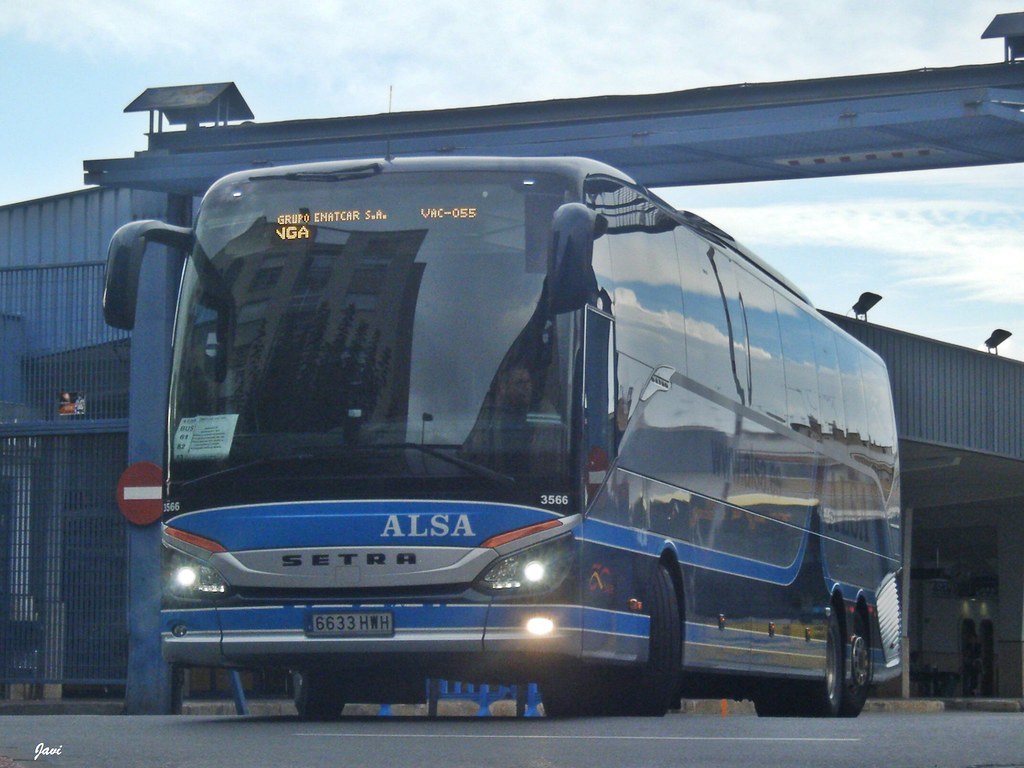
(819, 608, 844, 716)
(753, 606, 847, 718)
(839, 607, 871, 717)
(293, 670, 346, 721)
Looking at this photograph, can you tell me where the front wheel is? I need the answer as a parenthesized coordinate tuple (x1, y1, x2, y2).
(542, 564, 682, 718)
(624, 563, 682, 716)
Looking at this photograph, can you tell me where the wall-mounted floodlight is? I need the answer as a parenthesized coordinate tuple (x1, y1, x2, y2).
(852, 292, 882, 321)
(984, 329, 1012, 354)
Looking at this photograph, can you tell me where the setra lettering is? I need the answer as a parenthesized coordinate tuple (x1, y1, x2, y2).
(280, 552, 417, 567)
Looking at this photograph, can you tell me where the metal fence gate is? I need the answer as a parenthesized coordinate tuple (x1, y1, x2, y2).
(1, 263, 130, 687)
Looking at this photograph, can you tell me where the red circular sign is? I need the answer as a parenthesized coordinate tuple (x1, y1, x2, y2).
(116, 461, 164, 526)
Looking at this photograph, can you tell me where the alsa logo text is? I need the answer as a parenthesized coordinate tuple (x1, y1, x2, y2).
(381, 513, 475, 538)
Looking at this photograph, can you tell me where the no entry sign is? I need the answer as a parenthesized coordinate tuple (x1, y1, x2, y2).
(116, 461, 164, 526)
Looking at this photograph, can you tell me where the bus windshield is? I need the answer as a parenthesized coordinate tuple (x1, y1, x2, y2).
(167, 168, 575, 506)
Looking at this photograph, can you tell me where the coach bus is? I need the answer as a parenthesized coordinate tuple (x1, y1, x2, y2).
(103, 156, 902, 718)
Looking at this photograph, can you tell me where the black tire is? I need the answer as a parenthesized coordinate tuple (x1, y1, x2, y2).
(543, 564, 681, 718)
(839, 607, 871, 718)
(293, 670, 346, 721)
(626, 564, 682, 716)
(753, 606, 846, 718)
(818, 606, 845, 717)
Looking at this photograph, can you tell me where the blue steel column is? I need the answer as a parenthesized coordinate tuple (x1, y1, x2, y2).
(125, 196, 188, 715)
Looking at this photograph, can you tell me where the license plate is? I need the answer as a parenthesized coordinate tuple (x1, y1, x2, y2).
(306, 611, 394, 637)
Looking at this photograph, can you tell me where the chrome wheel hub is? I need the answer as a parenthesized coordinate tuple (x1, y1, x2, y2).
(850, 634, 870, 687)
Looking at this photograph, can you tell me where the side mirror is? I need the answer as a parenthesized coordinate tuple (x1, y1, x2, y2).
(103, 220, 192, 330)
(547, 203, 606, 315)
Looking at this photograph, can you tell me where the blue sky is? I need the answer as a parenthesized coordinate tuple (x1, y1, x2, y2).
(2, 0, 1022, 359)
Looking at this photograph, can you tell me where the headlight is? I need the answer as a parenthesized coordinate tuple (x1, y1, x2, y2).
(478, 535, 573, 595)
(163, 545, 229, 599)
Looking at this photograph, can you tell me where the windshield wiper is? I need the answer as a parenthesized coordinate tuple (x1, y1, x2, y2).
(249, 163, 383, 183)
(384, 443, 517, 488)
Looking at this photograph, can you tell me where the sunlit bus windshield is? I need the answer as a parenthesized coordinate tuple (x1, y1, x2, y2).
(168, 167, 576, 504)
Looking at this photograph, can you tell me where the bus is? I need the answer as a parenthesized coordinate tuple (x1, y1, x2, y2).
(103, 156, 902, 718)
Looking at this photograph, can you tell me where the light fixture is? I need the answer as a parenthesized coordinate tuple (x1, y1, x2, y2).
(526, 617, 555, 636)
(477, 535, 573, 594)
(852, 292, 882, 321)
(523, 561, 546, 583)
(985, 329, 1012, 354)
(174, 567, 198, 589)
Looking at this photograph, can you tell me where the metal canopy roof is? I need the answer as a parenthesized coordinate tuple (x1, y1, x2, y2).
(982, 12, 1024, 61)
(123, 82, 254, 127)
(85, 63, 1024, 196)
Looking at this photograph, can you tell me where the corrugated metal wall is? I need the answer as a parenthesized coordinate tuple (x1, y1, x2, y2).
(0, 186, 166, 687)
(828, 313, 1024, 461)
(0, 187, 168, 268)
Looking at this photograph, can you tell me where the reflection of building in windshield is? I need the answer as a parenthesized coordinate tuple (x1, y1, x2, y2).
(210, 226, 427, 436)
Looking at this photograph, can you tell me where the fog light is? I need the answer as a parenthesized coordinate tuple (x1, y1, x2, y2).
(171, 623, 188, 638)
(526, 617, 554, 636)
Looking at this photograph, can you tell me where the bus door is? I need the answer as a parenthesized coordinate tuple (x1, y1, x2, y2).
(580, 305, 647, 661)
(582, 305, 616, 507)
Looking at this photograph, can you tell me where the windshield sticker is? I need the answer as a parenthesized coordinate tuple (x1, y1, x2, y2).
(173, 414, 239, 461)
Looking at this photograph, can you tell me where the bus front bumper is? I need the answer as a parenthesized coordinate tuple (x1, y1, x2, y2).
(161, 603, 596, 667)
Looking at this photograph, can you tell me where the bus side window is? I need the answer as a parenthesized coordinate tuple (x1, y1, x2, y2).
(811, 316, 846, 440)
(587, 181, 685, 376)
(836, 336, 868, 446)
(775, 296, 821, 435)
(734, 267, 785, 421)
(676, 230, 734, 398)
(861, 351, 897, 459)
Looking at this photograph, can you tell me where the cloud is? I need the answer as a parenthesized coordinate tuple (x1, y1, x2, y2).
(3, 1, 1011, 117)
(687, 197, 1024, 305)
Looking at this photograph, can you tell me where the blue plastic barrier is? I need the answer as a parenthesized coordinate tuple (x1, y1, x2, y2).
(425, 679, 542, 717)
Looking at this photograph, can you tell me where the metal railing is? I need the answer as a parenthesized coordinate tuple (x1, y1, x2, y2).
(1, 263, 130, 687)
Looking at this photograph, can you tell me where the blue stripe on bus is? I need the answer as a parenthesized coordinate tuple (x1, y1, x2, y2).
(167, 500, 561, 551)
(579, 517, 809, 587)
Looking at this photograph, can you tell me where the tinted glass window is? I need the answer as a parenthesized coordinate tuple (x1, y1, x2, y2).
(585, 181, 685, 373)
(861, 352, 897, 456)
(168, 169, 575, 502)
(775, 296, 820, 433)
(734, 268, 786, 422)
(836, 336, 868, 444)
(676, 230, 736, 398)
(811, 317, 845, 439)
